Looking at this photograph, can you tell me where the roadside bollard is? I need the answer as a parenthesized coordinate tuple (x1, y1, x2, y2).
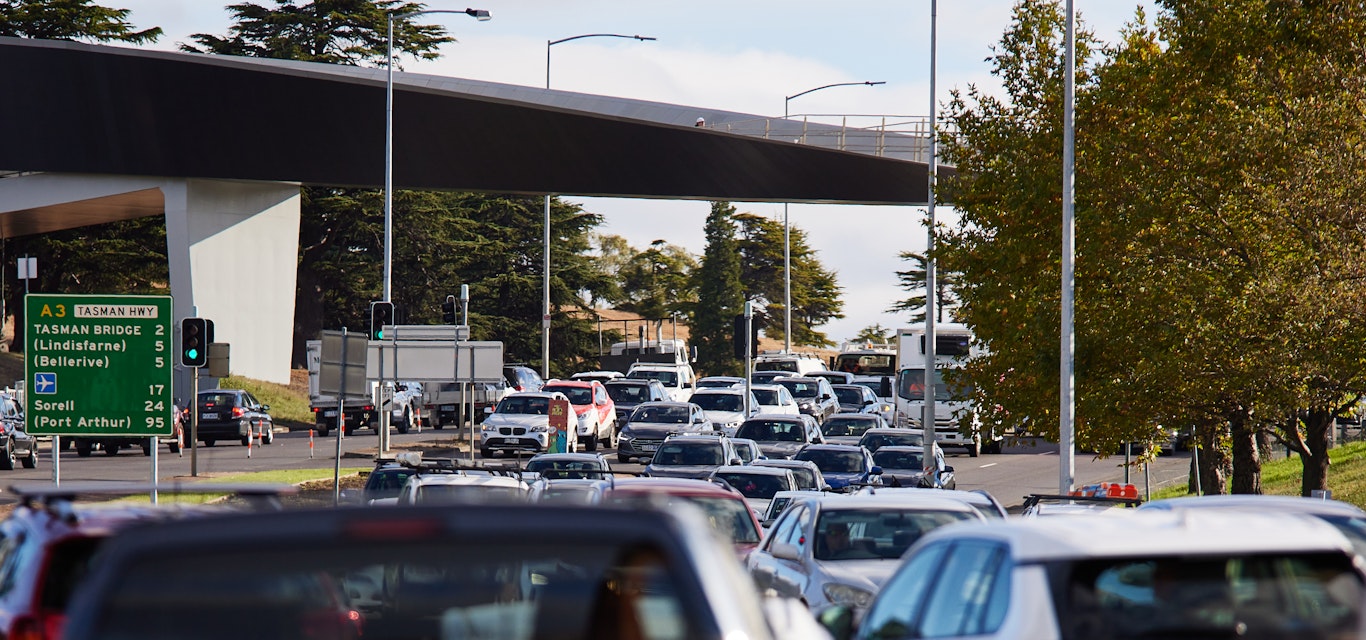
(309, 429, 314, 459)
(247, 422, 253, 459)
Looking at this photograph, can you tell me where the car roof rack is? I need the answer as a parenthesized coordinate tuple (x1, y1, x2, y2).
(1021, 492, 1143, 510)
(8, 482, 297, 513)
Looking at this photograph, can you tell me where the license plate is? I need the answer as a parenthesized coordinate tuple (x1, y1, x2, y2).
(485, 437, 503, 445)
(323, 410, 337, 417)
(392, 409, 404, 417)
(641, 444, 658, 452)
(201, 413, 218, 420)
(441, 405, 456, 411)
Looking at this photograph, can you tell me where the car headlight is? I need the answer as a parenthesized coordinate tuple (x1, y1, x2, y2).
(530, 425, 548, 433)
(799, 402, 812, 410)
(577, 413, 589, 424)
(823, 583, 874, 608)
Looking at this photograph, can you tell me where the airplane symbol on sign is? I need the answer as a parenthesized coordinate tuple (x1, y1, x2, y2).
(34, 373, 56, 395)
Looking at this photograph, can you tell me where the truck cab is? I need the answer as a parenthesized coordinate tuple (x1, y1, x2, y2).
(894, 323, 1001, 457)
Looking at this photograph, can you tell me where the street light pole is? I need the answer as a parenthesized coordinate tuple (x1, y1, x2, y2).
(924, 0, 938, 470)
(543, 33, 655, 379)
(1060, 0, 1077, 494)
(385, 7, 490, 303)
(783, 81, 884, 353)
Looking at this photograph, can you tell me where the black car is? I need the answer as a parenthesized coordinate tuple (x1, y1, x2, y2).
(504, 365, 545, 393)
(0, 393, 35, 470)
(604, 379, 670, 431)
(857, 427, 924, 452)
(191, 389, 273, 447)
(775, 377, 839, 424)
(871, 445, 956, 489)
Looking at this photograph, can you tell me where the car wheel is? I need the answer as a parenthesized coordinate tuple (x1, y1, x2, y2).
(618, 454, 631, 464)
(261, 426, 274, 445)
(142, 443, 152, 456)
(21, 446, 36, 469)
(169, 440, 181, 454)
(480, 447, 495, 459)
(983, 439, 1003, 455)
(241, 435, 251, 446)
(204, 439, 217, 447)
(104, 443, 120, 456)
(397, 410, 411, 435)
(0, 440, 16, 470)
(317, 426, 330, 438)
(584, 429, 599, 452)
(75, 441, 93, 458)
(966, 442, 980, 458)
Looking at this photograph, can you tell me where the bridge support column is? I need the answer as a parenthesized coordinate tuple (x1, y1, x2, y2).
(164, 179, 300, 397)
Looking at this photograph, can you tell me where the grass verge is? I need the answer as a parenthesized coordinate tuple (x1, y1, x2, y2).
(130, 467, 368, 504)
(1149, 440, 1366, 507)
(220, 374, 312, 430)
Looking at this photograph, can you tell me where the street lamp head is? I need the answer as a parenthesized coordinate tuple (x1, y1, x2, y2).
(865, 81, 887, 86)
(634, 35, 657, 41)
(466, 8, 491, 21)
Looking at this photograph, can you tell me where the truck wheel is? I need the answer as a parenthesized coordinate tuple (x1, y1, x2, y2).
(966, 442, 981, 458)
(75, 441, 93, 457)
(983, 439, 1003, 455)
(142, 443, 152, 456)
(104, 443, 120, 456)
(21, 447, 36, 469)
(169, 440, 181, 454)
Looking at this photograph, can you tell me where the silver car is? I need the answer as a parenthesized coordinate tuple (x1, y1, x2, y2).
(747, 494, 984, 610)
(616, 401, 709, 464)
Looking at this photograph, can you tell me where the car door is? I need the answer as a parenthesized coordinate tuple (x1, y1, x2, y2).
(245, 392, 272, 431)
(749, 505, 801, 591)
(769, 504, 814, 600)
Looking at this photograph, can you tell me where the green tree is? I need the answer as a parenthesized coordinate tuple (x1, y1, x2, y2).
(889, 251, 961, 324)
(733, 213, 843, 347)
(853, 324, 891, 345)
(0, 0, 161, 42)
(692, 202, 744, 376)
(614, 239, 697, 320)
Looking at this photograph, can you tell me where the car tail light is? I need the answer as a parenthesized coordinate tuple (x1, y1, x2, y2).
(363, 405, 374, 412)
(231, 407, 245, 418)
(312, 407, 321, 413)
(10, 613, 62, 640)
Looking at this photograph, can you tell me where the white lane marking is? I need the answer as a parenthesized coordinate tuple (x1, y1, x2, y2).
(978, 463, 997, 468)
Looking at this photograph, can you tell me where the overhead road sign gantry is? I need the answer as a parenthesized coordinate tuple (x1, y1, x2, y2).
(25, 294, 174, 437)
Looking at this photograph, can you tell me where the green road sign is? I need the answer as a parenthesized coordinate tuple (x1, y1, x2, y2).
(24, 294, 174, 436)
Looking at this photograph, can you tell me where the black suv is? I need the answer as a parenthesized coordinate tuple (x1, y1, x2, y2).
(503, 365, 545, 393)
(191, 389, 274, 447)
(776, 377, 839, 424)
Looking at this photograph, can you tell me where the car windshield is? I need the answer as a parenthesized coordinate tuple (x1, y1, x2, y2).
(630, 405, 690, 424)
(697, 379, 739, 388)
(605, 495, 760, 544)
(414, 484, 526, 504)
(537, 485, 598, 505)
(651, 442, 724, 466)
(734, 420, 806, 443)
(1057, 554, 1363, 640)
(835, 354, 895, 375)
(526, 459, 602, 474)
(897, 368, 971, 401)
(714, 473, 787, 500)
(497, 396, 550, 415)
(364, 468, 418, 498)
(605, 384, 648, 403)
(822, 417, 878, 437)
(751, 388, 780, 405)
(542, 386, 593, 406)
(872, 450, 924, 470)
(776, 379, 820, 399)
(84, 539, 696, 640)
(861, 432, 924, 450)
(199, 393, 237, 408)
(797, 449, 865, 474)
(43, 537, 103, 610)
(692, 394, 742, 412)
(834, 388, 864, 405)
(627, 370, 678, 386)
(813, 510, 974, 561)
(756, 360, 799, 372)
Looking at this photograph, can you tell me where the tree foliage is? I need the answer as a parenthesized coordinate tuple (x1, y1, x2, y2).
(0, 0, 161, 42)
(889, 251, 961, 324)
(692, 202, 744, 376)
(732, 212, 843, 347)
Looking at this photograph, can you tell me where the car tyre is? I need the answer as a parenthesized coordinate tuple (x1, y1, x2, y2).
(21, 447, 36, 469)
(104, 443, 120, 456)
(261, 426, 274, 445)
(75, 440, 93, 458)
(241, 435, 251, 446)
(584, 428, 599, 452)
(397, 410, 411, 435)
(966, 442, 980, 457)
(480, 447, 496, 459)
(317, 426, 330, 438)
(142, 443, 152, 456)
(618, 454, 631, 464)
(0, 439, 15, 470)
(169, 440, 182, 454)
(983, 439, 1003, 455)
(204, 438, 217, 447)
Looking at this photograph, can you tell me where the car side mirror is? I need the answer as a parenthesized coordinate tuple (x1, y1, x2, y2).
(483, 407, 494, 414)
(862, 399, 874, 405)
(260, 404, 270, 412)
(730, 458, 743, 466)
(943, 465, 954, 473)
(816, 605, 856, 640)
(683, 382, 693, 389)
(870, 466, 883, 475)
(822, 394, 832, 401)
(771, 542, 802, 562)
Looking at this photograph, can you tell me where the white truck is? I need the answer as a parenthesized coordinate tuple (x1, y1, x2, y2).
(894, 323, 1002, 457)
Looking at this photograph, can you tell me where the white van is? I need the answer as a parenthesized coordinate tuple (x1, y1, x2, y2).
(753, 352, 827, 376)
(625, 363, 696, 403)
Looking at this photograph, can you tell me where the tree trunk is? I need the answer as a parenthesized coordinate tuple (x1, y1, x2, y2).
(1229, 408, 1261, 494)
(1301, 408, 1333, 497)
(1195, 419, 1230, 495)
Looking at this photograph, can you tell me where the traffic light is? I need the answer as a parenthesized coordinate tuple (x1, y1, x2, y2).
(732, 314, 759, 359)
(181, 317, 213, 367)
(370, 301, 395, 340)
(442, 295, 457, 324)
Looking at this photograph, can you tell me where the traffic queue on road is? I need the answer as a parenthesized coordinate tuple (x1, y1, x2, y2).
(5, 366, 1366, 640)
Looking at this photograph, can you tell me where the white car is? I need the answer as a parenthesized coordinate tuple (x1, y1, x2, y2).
(395, 473, 529, 505)
(478, 391, 568, 458)
(751, 383, 801, 416)
(697, 375, 746, 389)
(626, 363, 697, 403)
(826, 509, 1366, 640)
(689, 387, 759, 436)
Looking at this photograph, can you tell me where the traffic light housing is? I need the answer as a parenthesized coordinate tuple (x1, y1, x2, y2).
(181, 317, 214, 367)
(370, 301, 395, 340)
(733, 314, 760, 359)
(442, 295, 457, 324)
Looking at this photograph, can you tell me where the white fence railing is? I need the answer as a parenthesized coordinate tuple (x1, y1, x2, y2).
(705, 114, 953, 165)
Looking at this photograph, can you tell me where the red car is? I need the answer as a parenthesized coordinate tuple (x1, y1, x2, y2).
(540, 379, 616, 451)
(601, 477, 765, 561)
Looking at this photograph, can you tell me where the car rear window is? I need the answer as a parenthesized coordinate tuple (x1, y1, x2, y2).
(41, 536, 103, 609)
(82, 540, 695, 640)
(198, 393, 237, 407)
(542, 386, 593, 406)
(797, 449, 864, 474)
(823, 417, 877, 437)
(1055, 553, 1364, 640)
(713, 473, 787, 500)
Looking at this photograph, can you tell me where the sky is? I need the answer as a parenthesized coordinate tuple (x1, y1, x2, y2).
(116, 0, 1157, 345)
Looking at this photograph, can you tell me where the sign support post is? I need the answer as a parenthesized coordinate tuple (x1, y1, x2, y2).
(191, 369, 199, 476)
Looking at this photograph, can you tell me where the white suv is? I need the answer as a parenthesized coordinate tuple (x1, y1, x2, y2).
(625, 363, 696, 402)
(823, 510, 1366, 640)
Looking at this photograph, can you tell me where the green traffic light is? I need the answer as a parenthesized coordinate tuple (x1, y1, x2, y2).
(376, 330, 384, 339)
(187, 348, 199, 360)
